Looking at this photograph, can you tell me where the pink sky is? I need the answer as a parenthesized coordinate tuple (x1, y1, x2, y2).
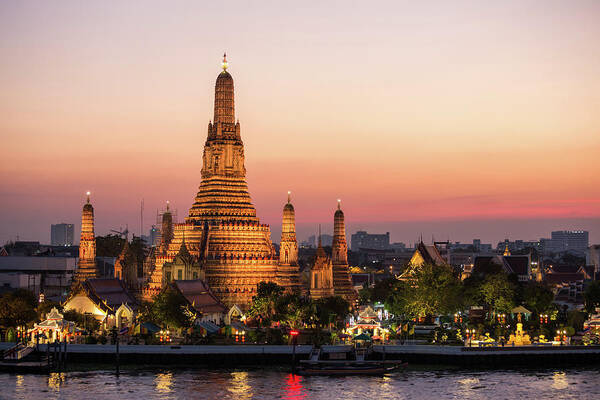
(1, 1, 599, 245)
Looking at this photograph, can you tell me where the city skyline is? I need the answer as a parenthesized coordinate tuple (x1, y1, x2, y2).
(1, 1, 599, 245)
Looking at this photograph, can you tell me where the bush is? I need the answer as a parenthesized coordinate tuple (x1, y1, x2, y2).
(84, 335, 98, 344)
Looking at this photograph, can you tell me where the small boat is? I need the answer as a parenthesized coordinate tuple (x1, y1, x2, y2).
(295, 346, 406, 376)
(296, 363, 400, 376)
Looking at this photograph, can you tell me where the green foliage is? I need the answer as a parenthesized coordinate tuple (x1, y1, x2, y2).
(275, 292, 314, 329)
(478, 273, 515, 314)
(248, 281, 286, 328)
(566, 310, 585, 332)
(62, 309, 100, 332)
(313, 296, 350, 329)
(386, 264, 462, 319)
(584, 281, 600, 314)
(0, 289, 38, 327)
(149, 286, 193, 329)
(522, 282, 554, 314)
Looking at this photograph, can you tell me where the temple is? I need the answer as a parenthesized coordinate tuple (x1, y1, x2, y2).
(72, 192, 98, 287)
(142, 55, 279, 309)
(133, 56, 357, 309)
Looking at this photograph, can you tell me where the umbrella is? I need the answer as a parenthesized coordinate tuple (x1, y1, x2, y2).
(353, 333, 372, 341)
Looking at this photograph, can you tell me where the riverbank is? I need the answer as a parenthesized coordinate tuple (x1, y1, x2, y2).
(3, 343, 600, 371)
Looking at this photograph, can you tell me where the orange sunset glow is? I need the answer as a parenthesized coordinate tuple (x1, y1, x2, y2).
(1, 1, 599, 245)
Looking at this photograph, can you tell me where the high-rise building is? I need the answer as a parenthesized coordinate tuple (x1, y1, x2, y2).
(51, 223, 74, 246)
(551, 230, 589, 256)
(350, 231, 390, 251)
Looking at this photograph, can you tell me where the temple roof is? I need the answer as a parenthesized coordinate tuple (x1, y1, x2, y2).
(502, 255, 530, 276)
(416, 242, 446, 266)
(171, 279, 227, 314)
(72, 278, 138, 313)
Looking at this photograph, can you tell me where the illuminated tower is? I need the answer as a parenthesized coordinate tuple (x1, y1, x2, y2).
(331, 200, 356, 303)
(277, 192, 301, 292)
(72, 192, 99, 286)
(309, 227, 334, 299)
(144, 55, 279, 309)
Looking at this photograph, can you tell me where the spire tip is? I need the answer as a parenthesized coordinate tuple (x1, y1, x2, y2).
(222, 52, 228, 71)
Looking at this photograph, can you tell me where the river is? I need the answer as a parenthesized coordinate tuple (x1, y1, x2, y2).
(1, 367, 599, 399)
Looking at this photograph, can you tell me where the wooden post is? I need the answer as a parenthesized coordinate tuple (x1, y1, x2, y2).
(64, 339, 68, 369)
(53, 340, 58, 369)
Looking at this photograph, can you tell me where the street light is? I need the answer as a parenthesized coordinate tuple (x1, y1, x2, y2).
(290, 330, 299, 374)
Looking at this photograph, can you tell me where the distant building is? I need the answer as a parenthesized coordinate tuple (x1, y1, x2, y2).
(350, 231, 390, 251)
(51, 223, 74, 246)
(472, 239, 492, 253)
(307, 234, 332, 247)
(390, 242, 407, 251)
(587, 245, 600, 278)
(0, 256, 77, 301)
(551, 230, 589, 256)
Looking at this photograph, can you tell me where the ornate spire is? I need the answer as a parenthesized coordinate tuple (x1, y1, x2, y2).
(337, 198, 341, 210)
(332, 200, 347, 264)
(222, 52, 228, 71)
(73, 192, 99, 286)
(288, 191, 291, 204)
(213, 54, 235, 125)
(166, 200, 170, 212)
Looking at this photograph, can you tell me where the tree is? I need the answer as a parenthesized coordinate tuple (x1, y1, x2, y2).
(62, 309, 100, 332)
(151, 286, 193, 329)
(314, 296, 350, 330)
(276, 292, 313, 329)
(522, 282, 554, 314)
(386, 264, 462, 320)
(95, 234, 126, 257)
(584, 281, 600, 314)
(478, 273, 515, 314)
(0, 289, 38, 328)
(248, 281, 285, 328)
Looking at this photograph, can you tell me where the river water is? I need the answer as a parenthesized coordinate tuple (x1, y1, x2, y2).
(1, 367, 599, 399)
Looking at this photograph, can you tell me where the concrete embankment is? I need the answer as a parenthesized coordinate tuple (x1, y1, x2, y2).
(372, 345, 600, 367)
(36, 344, 313, 366)
(6, 343, 600, 368)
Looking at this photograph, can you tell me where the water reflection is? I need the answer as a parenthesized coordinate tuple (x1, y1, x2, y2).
(228, 371, 252, 399)
(154, 372, 173, 393)
(551, 371, 568, 390)
(1, 368, 599, 400)
(48, 372, 65, 392)
(283, 374, 307, 400)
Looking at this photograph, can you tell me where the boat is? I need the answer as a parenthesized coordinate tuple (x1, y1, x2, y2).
(295, 345, 406, 376)
(296, 361, 401, 376)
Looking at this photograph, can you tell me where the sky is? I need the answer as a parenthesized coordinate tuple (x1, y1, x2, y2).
(1, 1, 599, 246)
